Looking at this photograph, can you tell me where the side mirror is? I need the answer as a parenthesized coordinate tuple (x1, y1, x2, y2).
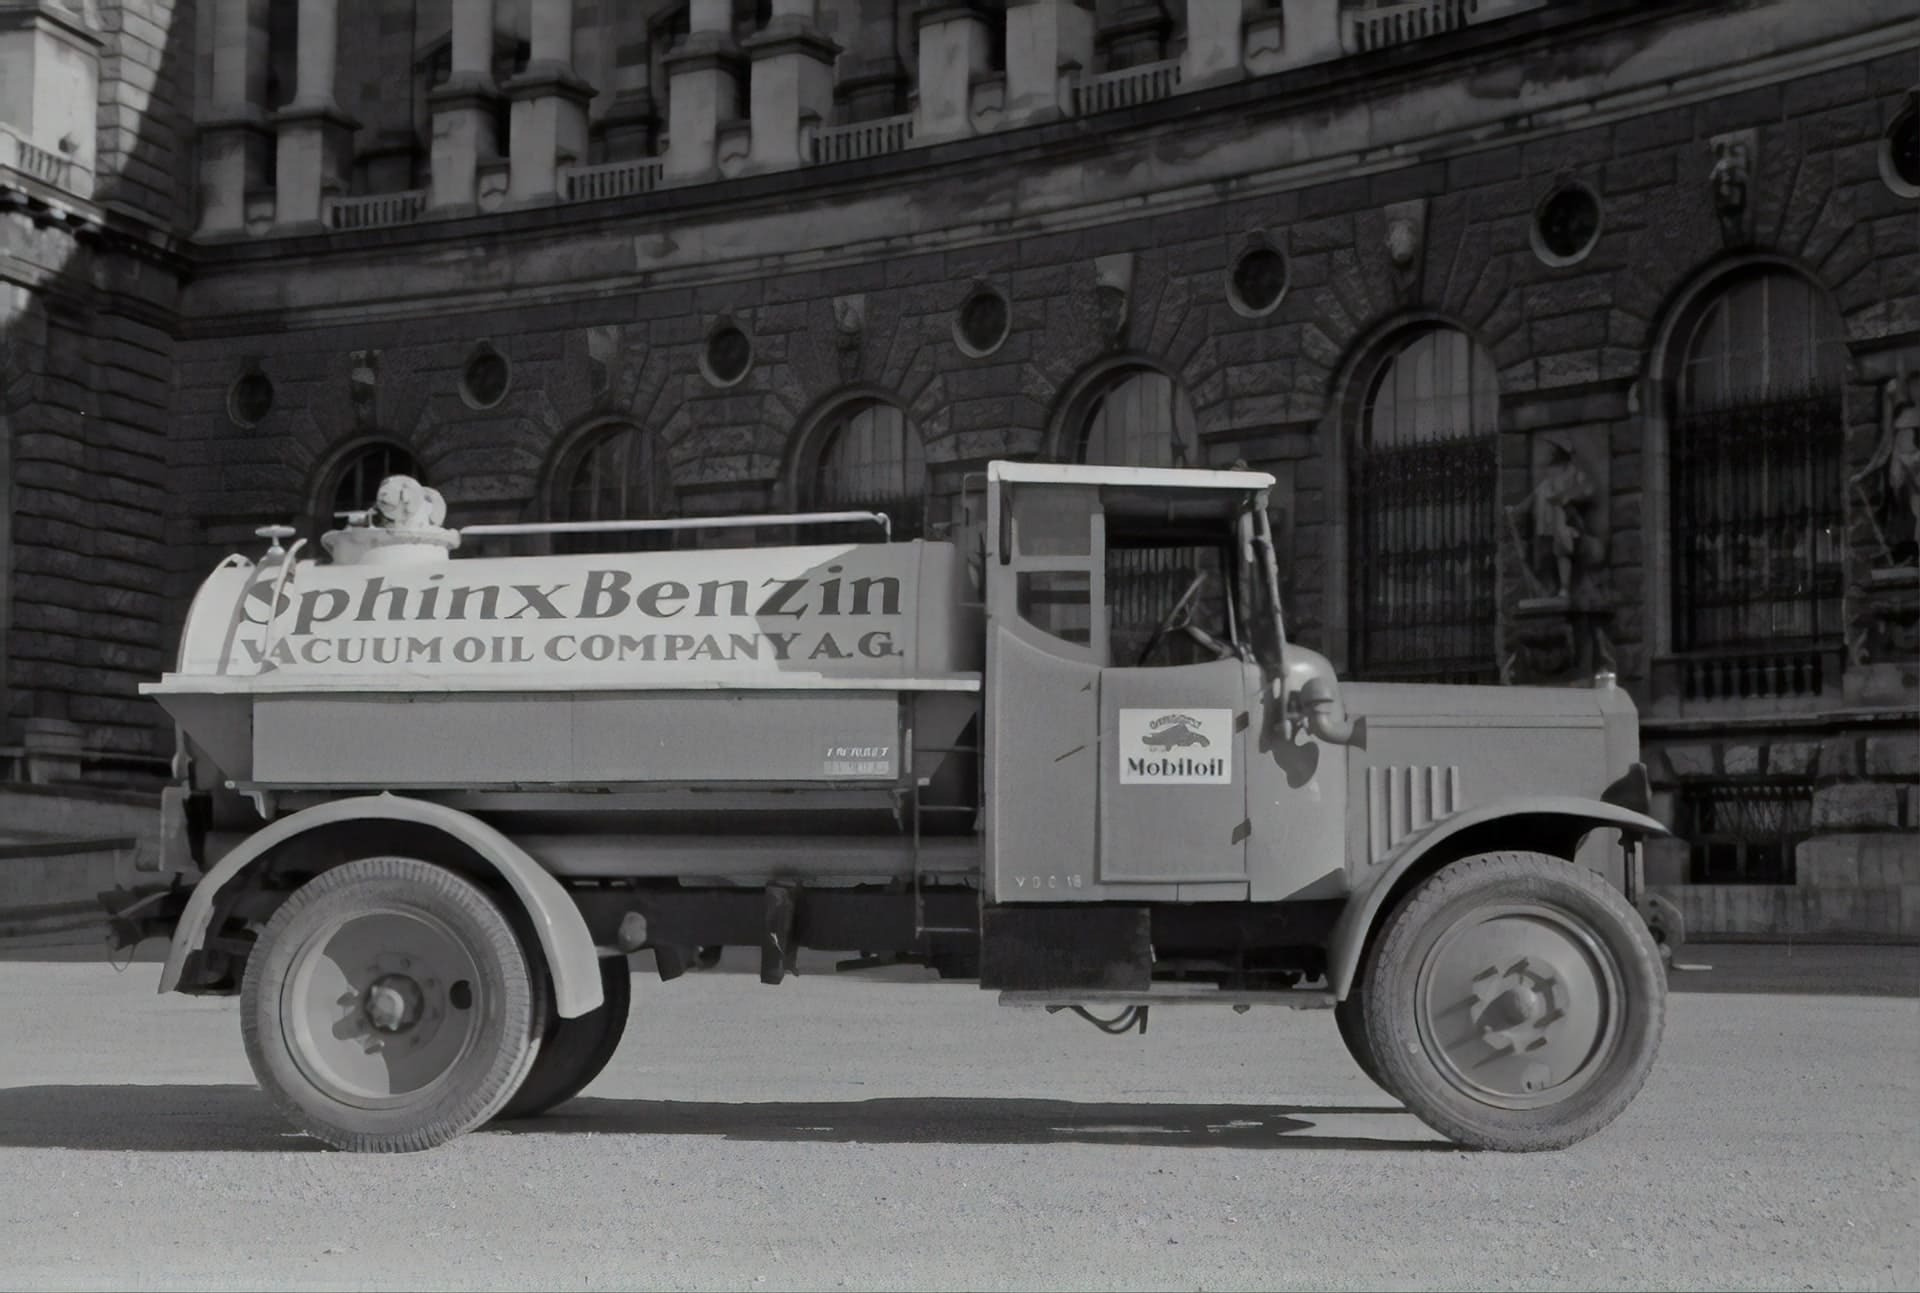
(1276, 644, 1359, 747)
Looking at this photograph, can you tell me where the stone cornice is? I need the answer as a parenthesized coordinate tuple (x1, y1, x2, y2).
(427, 72, 502, 113)
(501, 62, 597, 105)
(661, 30, 746, 75)
(270, 101, 363, 133)
(173, 0, 1919, 331)
(915, 2, 994, 34)
(195, 105, 273, 134)
(743, 27, 841, 64)
(0, 0, 104, 48)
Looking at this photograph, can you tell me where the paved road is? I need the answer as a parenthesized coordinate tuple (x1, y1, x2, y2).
(0, 952, 1914, 1292)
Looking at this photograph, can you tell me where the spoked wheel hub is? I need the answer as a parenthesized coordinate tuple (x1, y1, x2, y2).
(1416, 901, 1624, 1111)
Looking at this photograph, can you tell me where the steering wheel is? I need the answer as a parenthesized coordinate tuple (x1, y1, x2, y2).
(1135, 571, 1235, 666)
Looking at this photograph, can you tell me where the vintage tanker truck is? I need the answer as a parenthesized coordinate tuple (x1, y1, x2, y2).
(129, 461, 1674, 1154)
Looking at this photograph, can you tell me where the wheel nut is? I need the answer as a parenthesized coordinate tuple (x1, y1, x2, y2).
(1482, 984, 1544, 1032)
(366, 984, 407, 1031)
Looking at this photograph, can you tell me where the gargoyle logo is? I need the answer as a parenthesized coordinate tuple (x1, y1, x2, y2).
(1120, 708, 1232, 785)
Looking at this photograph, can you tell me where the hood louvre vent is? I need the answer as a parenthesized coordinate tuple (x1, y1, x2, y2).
(1366, 764, 1464, 864)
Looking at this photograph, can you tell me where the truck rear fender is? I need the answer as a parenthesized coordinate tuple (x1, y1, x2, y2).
(157, 794, 604, 1018)
(1325, 796, 1670, 1001)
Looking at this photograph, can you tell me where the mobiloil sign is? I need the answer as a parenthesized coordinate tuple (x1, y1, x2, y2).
(180, 542, 977, 683)
(1117, 710, 1232, 784)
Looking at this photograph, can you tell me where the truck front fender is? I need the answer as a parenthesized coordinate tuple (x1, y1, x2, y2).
(1325, 796, 1669, 1001)
(158, 794, 605, 1018)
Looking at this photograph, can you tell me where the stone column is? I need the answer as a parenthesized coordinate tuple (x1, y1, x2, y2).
(744, 0, 838, 170)
(837, 0, 907, 121)
(272, 0, 359, 228)
(1098, 1, 1169, 69)
(1181, 0, 1243, 88)
(914, 2, 990, 144)
(1003, 0, 1092, 125)
(598, 4, 659, 160)
(196, 0, 268, 232)
(427, 0, 501, 211)
(1275, 0, 1340, 70)
(506, 0, 597, 201)
(662, 0, 745, 182)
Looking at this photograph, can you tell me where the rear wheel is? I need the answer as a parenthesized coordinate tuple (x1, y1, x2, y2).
(240, 857, 546, 1153)
(1358, 851, 1665, 1152)
(496, 955, 633, 1120)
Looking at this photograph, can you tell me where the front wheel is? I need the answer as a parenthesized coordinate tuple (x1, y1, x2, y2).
(240, 857, 547, 1153)
(1334, 991, 1393, 1096)
(1358, 851, 1665, 1152)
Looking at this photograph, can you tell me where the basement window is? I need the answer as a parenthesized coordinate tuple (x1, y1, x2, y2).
(1678, 776, 1813, 885)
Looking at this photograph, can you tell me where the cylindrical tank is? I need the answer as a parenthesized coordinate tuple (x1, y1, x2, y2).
(145, 514, 987, 872)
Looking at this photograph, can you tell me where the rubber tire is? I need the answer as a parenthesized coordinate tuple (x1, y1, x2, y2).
(240, 857, 547, 1153)
(496, 954, 633, 1120)
(1334, 990, 1394, 1095)
(1359, 851, 1666, 1153)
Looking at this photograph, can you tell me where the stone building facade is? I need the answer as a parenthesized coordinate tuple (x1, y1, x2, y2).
(2, 0, 1917, 937)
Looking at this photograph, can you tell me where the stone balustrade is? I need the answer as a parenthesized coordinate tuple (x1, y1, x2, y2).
(560, 158, 667, 202)
(1070, 58, 1183, 116)
(1341, 0, 1479, 52)
(808, 113, 916, 166)
(324, 189, 430, 231)
(0, 126, 83, 194)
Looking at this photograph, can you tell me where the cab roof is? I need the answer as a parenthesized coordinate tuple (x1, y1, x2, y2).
(987, 461, 1277, 491)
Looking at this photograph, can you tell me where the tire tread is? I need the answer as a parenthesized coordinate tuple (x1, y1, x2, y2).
(1359, 851, 1666, 1152)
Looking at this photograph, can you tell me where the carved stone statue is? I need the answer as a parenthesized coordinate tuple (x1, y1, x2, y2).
(349, 350, 379, 429)
(1507, 432, 1597, 601)
(832, 294, 865, 380)
(1093, 253, 1134, 348)
(1852, 373, 1920, 568)
(1710, 135, 1752, 246)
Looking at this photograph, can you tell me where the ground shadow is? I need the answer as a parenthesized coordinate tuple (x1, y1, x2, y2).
(0, 1085, 1453, 1154)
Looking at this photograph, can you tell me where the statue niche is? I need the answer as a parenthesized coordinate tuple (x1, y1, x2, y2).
(1845, 370, 1920, 676)
(1506, 431, 1604, 605)
(1503, 430, 1614, 686)
(1853, 371, 1920, 570)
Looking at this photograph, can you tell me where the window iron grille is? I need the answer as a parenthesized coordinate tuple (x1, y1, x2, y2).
(811, 404, 926, 544)
(559, 427, 676, 555)
(1670, 386, 1845, 687)
(1352, 429, 1499, 683)
(1678, 776, 1813, 885)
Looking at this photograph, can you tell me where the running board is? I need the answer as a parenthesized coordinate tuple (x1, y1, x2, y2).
(998, 986, 1337, 1011)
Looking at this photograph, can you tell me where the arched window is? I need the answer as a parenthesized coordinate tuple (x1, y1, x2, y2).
(1074, 367, 1214, 666)
(555, 423, 676, 553)
(1668, 270, 1846, 689)
(1076, 367, 1198, 468)
(320, 442, 423, 536)
(806, 400, 927, 542)
(1350, 327, 1501, 683)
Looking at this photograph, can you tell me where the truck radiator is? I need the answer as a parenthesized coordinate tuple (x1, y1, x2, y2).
(1365, 764, 1464, 864)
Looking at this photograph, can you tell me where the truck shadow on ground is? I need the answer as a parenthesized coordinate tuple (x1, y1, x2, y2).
(0, 1085, 1454, 1154)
